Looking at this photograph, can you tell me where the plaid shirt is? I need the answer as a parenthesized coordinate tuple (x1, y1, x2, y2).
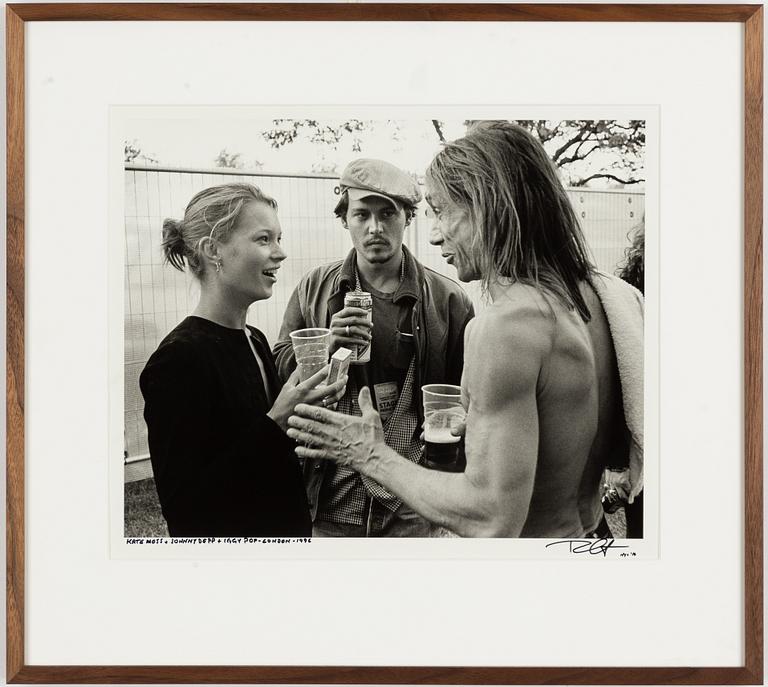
(317, 357, 424, 528)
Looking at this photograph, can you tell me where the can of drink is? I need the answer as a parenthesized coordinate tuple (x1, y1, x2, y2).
(344, 291, 372, 364)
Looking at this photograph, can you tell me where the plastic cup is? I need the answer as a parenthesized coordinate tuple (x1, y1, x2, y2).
(290, 328, 331, 382)
(422, 384, 466, 472)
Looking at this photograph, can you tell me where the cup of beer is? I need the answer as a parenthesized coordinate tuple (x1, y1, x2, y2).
(422, 384, 466, 472)
(289, 328, 331, 381)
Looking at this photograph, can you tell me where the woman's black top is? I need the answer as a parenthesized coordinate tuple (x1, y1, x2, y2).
(139, 316, 311, 537)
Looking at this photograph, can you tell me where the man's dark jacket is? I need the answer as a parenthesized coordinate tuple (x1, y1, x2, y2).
(273, 246, 474, 520)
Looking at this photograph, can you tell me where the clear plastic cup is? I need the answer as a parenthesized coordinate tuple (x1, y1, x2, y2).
(290, 328, 331, 381)
(422, 384, 466, 472)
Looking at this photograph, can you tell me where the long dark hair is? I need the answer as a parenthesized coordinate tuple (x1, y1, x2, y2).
(426, 121, 596, 321)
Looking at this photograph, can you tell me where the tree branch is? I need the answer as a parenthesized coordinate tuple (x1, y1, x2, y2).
(572, 173, 645, 187)
(612, 120, 644, 133)
(557, 142, 601, 167)
(432, 120, 446, 143)
(552, 123, 596, 163)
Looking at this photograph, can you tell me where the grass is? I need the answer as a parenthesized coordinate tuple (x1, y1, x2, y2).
(124, 478, 167, 537)
(125, 477, 627, 539)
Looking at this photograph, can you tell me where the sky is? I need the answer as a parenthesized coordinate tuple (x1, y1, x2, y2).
(126, 118, 467, 175)
(125, 118, 645, 189)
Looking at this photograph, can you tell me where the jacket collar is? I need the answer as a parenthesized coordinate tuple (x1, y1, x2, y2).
(338, 250, 358, 292)
(336, 245, 422, 304)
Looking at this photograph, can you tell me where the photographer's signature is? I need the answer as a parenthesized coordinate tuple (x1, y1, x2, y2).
(545, 538, 630, 557)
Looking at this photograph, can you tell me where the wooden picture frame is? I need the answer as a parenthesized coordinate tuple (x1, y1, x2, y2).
(6, 3, 763, 684)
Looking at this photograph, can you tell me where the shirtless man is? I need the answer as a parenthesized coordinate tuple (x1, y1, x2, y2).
(287, 122, 643, 537)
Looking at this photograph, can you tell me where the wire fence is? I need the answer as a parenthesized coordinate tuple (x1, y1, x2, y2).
(124, 165, 644, 475)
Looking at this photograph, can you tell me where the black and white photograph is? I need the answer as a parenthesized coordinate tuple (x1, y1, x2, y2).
(121, 113, 647, 544)
(14, 8, 754, 676)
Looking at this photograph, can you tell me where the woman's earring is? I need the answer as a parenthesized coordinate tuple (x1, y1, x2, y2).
(215, 259, 222, 273)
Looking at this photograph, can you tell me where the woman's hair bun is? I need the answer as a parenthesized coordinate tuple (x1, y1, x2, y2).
(161, 218, 187, 271)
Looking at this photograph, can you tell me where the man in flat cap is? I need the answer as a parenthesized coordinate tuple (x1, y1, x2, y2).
(274, 158, 474, 537)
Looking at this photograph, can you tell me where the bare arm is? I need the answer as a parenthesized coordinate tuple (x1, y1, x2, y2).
(288, 302, 552, 537)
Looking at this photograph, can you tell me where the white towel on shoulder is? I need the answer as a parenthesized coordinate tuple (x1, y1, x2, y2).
(591, 272, 645, 499)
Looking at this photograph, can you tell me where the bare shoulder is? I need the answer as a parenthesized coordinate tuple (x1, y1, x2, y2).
(465, 285, 555, 407)
(468, 284, 555, 352)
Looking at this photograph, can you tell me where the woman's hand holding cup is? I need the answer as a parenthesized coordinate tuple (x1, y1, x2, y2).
(268, 365, 348, 432)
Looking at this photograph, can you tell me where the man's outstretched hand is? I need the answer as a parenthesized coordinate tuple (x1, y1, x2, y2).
(287, 387, 386, 474)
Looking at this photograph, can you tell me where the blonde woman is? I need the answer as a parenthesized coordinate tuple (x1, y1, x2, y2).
(140, 183, 346, 537)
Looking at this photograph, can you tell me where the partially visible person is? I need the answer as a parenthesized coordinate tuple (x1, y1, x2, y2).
(619, 217, 645, 293)
(286, 123, 643, 538)
(140, 183, 346, 538)
(607, 217, 646, 538)
(273, 159, 474, 537)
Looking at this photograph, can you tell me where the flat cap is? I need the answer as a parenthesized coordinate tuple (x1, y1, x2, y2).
(335, 158, 422, 213)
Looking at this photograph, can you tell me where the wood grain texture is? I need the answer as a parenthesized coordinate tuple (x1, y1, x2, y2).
(744, 5, 764, 685)
(6, 5, 25, 683)
(5, 665, 766, 684)
(5, 2, 762, 21)
(4, 3, 764, 685)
